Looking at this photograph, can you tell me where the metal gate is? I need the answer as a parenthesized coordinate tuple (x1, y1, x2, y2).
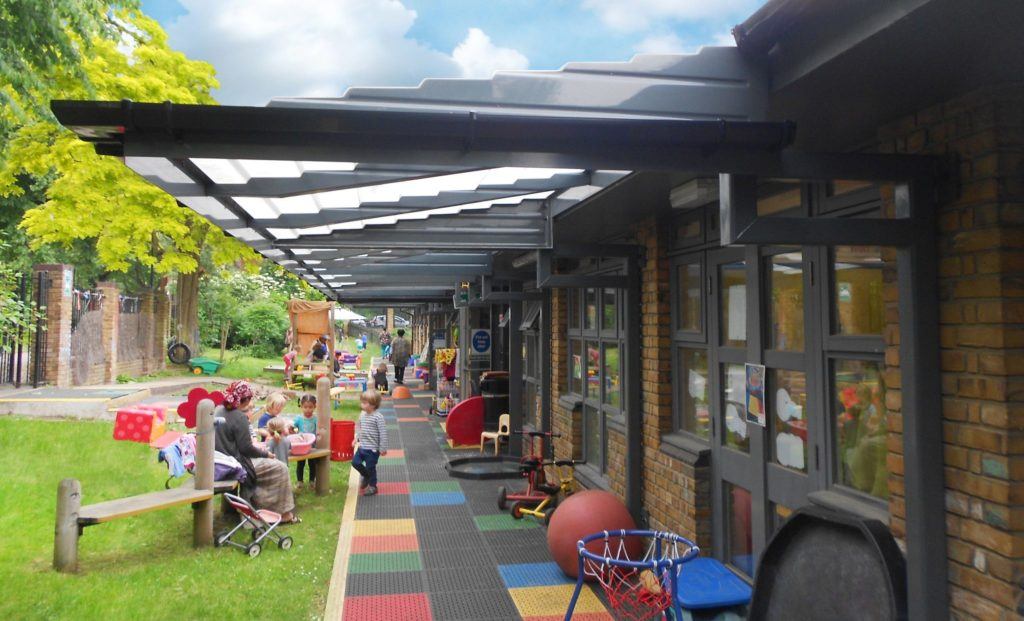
(0, 271, 50, 388)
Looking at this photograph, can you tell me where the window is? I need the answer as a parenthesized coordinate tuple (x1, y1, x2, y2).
(565, 286, 626, 474)
(722, 363, 749, 453)
(720, 261, 747, 347)
(768, 251, 804, 351)
(833, 246, 884, 335)
(770, 369, 807, 473)
(676, 259, 701, 334)
(833, 359, 888, 499)
(677, 348, 709, 440)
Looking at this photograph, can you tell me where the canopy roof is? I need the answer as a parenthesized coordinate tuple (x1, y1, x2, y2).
(54, 47, 793, 301)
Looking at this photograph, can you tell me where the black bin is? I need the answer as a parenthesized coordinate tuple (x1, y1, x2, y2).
(479, 372, 509, 430)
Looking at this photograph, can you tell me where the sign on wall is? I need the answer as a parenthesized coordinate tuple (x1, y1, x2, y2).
(470, 328, 491, 359)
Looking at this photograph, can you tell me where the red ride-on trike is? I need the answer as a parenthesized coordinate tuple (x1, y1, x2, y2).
(497, 430, 566, 521)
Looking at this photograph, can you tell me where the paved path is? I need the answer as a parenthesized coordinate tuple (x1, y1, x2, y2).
(325, 391, 613, 621)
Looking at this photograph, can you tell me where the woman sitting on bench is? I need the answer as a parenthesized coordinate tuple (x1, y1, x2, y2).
(214, 381, 301, 524)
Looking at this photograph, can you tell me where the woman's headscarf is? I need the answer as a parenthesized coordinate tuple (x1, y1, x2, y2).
(223, 380, 254, 409)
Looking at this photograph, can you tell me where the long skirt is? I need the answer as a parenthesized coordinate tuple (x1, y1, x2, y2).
(251, 457, 295, 515)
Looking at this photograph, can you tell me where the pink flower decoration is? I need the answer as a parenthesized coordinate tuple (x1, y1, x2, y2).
(177, 387, 225, 428)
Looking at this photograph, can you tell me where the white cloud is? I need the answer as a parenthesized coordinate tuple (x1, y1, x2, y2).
(163, 0, 528, 105)
(583, 0, 756, 33)
(452, 28, 529, 78)
(635, 33, 689, 55)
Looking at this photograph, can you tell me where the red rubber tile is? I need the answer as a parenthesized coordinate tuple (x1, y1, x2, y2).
(342, 593, 432, 621)
(350, 534, 420, 554)
(383, 449, 405, 458)
(375, 481, 410, 496)
(398, 417, 430, 422)
(524, 614, 613, 621)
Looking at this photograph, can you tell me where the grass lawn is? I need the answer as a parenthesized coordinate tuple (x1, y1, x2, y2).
(0, 416, 354, 620)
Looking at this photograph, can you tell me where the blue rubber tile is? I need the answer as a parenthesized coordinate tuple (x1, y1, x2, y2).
(410, 491, 467, 506)
(498, 562, 574, 588)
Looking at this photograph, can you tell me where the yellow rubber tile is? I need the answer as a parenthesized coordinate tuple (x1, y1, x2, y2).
(352, 518, 417, 537)
(509, 584, 608, 617)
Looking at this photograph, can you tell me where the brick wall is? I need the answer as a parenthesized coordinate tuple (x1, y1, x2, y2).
(549, 288, 583, 461)
(878, 83, 1024, 619)
(34, 265, 72, 388)
(632, 219, 713, 547)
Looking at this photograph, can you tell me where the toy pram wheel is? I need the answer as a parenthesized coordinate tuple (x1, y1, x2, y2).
(278, 536, 293, 551)
(214, 530, 229, 547)
(497, 486, 508, 510)
(246, 543, 262, 558)
(511, 501, 526, 519)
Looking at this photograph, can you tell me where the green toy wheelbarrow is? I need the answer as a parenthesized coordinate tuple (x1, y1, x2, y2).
(188, 357, 223, 375)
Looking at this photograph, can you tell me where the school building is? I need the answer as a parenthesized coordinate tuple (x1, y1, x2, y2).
(55, 0, 1024, 617)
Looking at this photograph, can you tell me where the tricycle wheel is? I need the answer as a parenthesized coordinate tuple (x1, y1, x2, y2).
(511, 501, 526, 519)
(497, 486, 507, 510)
(278, 536, 293, 551)
(246, 543, 262, 558)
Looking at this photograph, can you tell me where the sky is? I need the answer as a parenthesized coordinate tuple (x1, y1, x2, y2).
(141, 0, 764, 106)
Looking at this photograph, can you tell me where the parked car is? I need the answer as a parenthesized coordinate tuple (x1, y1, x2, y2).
(370, 315, 387, 328)
(394, 316, 410, 328)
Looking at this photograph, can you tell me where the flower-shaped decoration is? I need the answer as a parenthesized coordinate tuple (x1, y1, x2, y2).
(177, 387, 225, 428)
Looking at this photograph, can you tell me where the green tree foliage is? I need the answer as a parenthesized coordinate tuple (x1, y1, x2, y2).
(0, 0, 138, 125)
(1, 12, 253, 276)
(235, 301, 290, 359)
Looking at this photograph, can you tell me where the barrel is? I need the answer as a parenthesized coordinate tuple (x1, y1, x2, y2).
(330, 420, 356, 461)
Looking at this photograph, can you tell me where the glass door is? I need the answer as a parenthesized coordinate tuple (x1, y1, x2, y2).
(709, 245, 821, 577)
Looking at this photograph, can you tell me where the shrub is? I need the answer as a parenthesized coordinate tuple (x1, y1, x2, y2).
(234, 301, 288, 358)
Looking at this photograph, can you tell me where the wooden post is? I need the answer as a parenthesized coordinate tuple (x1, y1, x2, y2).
(315, 376, 332, 496)
(192, 398, 214, 547)
(54, 478, 81, 572)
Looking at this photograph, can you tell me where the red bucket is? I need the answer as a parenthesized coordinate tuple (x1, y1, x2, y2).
(331, 420, 355, 461)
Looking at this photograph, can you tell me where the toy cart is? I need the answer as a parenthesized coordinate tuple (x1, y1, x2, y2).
(188, 357, 223, 375)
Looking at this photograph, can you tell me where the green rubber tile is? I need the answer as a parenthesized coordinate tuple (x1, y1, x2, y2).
(348, 551, 423, 574)
(474, 513, 541, 531)
(410, 481, 462, 493)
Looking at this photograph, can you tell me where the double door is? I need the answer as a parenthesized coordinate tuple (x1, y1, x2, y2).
(707, 245, 824, 578)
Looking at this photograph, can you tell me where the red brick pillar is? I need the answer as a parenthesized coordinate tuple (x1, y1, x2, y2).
(33, 264, 73, 388)
(97, 281, 119, 382)
(152, 290, 169, 373)
(139, 293, 154, 373)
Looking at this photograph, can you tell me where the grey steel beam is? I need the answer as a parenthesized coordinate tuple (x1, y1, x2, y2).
(208, 168, 468, 197)
(246, 191, 550, 229)
(896, 178, 947, 620)
(276, 226, 549, 250)
(720, 173, 916, 245)
(625, 255, 643, 522)
(507, 281, 524, 458)
(540, 290, 551, 435)
(535, 251, 629, 288)
(321, 275, 460, 285)
(319, 263, 490, 277)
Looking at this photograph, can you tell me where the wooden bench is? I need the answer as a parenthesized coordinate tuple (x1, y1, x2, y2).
(181, 478, 239, 494)
(78, 488, 214, 526)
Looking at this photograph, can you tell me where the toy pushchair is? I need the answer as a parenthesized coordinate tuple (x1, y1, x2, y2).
(216, 493, 293, 558)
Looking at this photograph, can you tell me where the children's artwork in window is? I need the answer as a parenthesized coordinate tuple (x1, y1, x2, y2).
(723, 363, 749, 453)
(771, 369, 807, 473)
(745, 363, 766, 427)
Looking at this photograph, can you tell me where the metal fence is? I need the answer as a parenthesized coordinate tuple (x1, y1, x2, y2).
(71, 289, 104, 333)
(0, 271, 50, 388)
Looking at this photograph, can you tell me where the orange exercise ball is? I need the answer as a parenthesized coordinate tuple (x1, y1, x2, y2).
(547, 489, 640, 579)
(392, 385, 413, 400)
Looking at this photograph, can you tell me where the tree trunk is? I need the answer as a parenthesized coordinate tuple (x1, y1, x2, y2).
(219, 322, 230, 362)
(176, 270, 201, 354)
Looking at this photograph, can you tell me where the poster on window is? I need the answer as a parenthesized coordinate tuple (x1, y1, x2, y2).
(745, 363, 766, 427)
(572, 354, 582, 379)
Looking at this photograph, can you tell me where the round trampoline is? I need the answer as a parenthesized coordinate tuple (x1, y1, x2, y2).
(445, 455, 522, 479)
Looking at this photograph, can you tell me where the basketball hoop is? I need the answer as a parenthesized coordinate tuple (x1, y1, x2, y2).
(565, 529, 700, 621)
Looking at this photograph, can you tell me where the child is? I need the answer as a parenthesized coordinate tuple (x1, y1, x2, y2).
(373, 362, 389, 393)
(351, 389, 388, 496)
(265, 417, 291, 463)
(283, 348, 298, 383)
(294, 394, 320, 487)
(257, 392, 288, 439)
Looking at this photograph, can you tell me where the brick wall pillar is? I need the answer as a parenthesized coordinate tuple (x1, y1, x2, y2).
(879, 83, 1024, 618)
(97, 281, 119, 382)
(32, 264, 73, 388)
(139, 292, 154, 373)
(152, 290, 169, 373)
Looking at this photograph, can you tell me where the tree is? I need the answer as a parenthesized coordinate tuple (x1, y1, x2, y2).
(0, 10, 258, 353)
(0, 0, 138, 127)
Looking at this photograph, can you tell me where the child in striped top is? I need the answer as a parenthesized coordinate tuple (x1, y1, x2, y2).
(351, 389, 388, 496)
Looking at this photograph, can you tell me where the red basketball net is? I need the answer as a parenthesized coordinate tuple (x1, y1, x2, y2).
(582, 536, 679, 621)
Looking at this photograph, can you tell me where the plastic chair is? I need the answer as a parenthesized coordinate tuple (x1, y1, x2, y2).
(480, 413, 510, 455)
